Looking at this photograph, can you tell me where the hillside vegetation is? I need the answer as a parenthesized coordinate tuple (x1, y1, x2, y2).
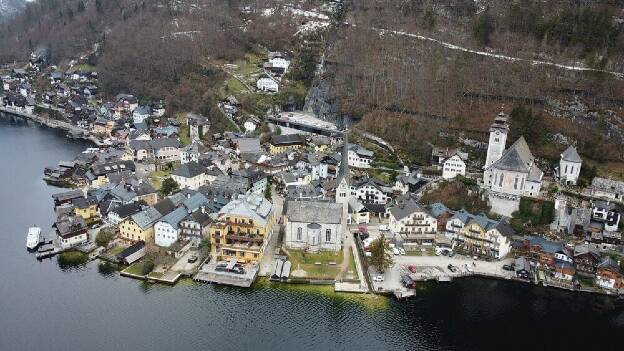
(326, 1, 624, 169)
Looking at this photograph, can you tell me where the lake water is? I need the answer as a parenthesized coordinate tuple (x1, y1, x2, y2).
(1, 117, 623, 351)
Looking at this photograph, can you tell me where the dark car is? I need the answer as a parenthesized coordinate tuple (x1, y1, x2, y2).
(502, 264, 514, 271)
(187, 255, 198, 263)
(447, 264, 458, 273)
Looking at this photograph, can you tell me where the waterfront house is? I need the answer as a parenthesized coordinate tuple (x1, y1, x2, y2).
(87, 160, 136, 188)
(119, 207, 162, 243)
(595, 257, 624, 291)
(444, 208, 473, 240)
(554, 261, 576, 281)
(284, 200, 343, 252)
(72, 196, 99, 221)
(514, 257, 531, 279)
(268, 134, 306, 155)
(573, 244, 601, 275)
(52, 189, 84, 208)
(456, 214, 514, 260)
(388, 199, 438, 249)
(180, 211, 213, 239)
(154, 207, 188, 247)
(171, 162, 209, 190)
(56, 216, 88, 249)
(209, 194, 275, 264)
(106, 200, 147, 225)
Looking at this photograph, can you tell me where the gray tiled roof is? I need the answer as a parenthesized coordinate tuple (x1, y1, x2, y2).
(286, 200, 343, 224)
(131, 207, 162, 230)
(172, 161, 207, 178)
(489, 136, 534, 173)
(390, 199, 430, 221)
(561, 145, 582, 163)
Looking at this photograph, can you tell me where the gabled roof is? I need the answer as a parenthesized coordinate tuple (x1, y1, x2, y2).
(561, 145, 582, 163)
(218, 193, 273, 227)
(158, 207, 188, 228)
(130, 207, 162, 230)
(172, 161, 207, 178)
(285, 200, 342, 224)
(488, 136, 534, 173)
(390, 199, 430, 221)
(183, 192, 210, 212)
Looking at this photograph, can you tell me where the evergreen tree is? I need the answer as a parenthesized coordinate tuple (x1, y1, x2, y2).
(369, 235, 394, 273)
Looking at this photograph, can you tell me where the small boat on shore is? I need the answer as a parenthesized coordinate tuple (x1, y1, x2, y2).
(26, 227, 43, 250)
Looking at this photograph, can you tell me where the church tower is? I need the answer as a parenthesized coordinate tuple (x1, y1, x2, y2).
(484, 112, 509, 169)
(335, 131, 350, 207)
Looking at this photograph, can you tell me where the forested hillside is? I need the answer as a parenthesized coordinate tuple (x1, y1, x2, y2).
(324, 0, 624, 175)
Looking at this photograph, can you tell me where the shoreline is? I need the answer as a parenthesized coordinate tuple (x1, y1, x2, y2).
(0, 107, 102, 146)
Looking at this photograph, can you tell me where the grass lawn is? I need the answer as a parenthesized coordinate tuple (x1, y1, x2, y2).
(221, 77, 248, 96)
(148, 271, 164, 279)
(106, 245, 126, 257)
(577, 275, 595, 288)
(288, 250, 344, 280)
(123, 262, 147, 276)
(148, 169, 172, 190)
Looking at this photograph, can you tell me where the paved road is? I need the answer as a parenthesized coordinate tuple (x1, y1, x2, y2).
(259, 186, 283, 276)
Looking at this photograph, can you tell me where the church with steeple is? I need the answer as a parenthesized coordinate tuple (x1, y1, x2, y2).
(335, 131, 351, 210)
(483, 113, 544, 217)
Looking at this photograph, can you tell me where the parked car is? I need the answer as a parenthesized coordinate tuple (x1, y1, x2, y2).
(464, 264, 473, 273)
(447, 264, 458, 273)
(379, 224, 389, 231)
(187, 255, 198, 263)
(372, 275, 385, 282)
(392, 248, 400, 255)
(502, 264, 514, 271)
(408, 265, 417, 273)
(399, 248, 406, 255)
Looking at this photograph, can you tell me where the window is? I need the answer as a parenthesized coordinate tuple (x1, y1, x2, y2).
(297, 227, 302, 241)
(326, 229, 331, 242)
(498, 174, 503, 187)
(514, 177, 518, 190)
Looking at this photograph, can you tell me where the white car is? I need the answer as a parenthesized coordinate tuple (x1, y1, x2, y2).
(464, 264, 473, 273)
(372, 275, 385, 282)
(379, 225, 389, 231)
(365, 251, 372, 257)
(399, 248, 406, 255)
(392, 248, 400, 255)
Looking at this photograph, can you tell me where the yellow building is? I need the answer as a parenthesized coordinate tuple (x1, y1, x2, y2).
(72, 196, 99, 221)
(268, 134, 306, 155)
(119, 207, 162, 243)
(209, 194, 275, 263)
(458, 215, 513, 260)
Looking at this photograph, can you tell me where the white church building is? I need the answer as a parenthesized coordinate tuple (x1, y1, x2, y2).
(483, 113, 543, 216)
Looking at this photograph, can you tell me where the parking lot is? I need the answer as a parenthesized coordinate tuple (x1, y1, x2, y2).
(368, 252, 517, 293)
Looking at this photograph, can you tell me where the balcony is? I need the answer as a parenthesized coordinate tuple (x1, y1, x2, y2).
(226, 233, 264, 243)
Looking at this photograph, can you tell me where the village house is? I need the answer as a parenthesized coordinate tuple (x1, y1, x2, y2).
(106, 200, 147, 225)
(347, 144, 373, 169)
(556, 145, 582, 186)
(352, 177, 392, 204)
(119, 207, 162, 243)
(284, 200, 343, 252)
(72, 196, 99, 221)
(87, 160, 136, 188)
(394, 168, 425, 194)
(171, 162, 209, 190)
(595, 257, 624, 291)
(180, 142, 208, 164)
(591, 201, 621, 233)
(442, 153, 467, 180)
(154, 207, 188, 247)
(56, 216, 88, 249)
(455, 214, 514, 260)
(389, 199, 438, 249)
(268, 134, 306, 155)
(128, 138, 181, 162)
(132, 105, 152, 124)
(256, 73, 279, 92)
(180, 211, 213, 239)
(209, 194, 275, 264)
(590, 177, 624, 202)
(573, 244, 601, 275)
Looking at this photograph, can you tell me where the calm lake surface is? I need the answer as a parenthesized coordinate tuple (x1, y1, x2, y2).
(1, 117, 623, 351)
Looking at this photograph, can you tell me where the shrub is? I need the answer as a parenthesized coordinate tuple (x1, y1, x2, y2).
(58, 251, 88, 267)
(95, 228, 116, 247)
